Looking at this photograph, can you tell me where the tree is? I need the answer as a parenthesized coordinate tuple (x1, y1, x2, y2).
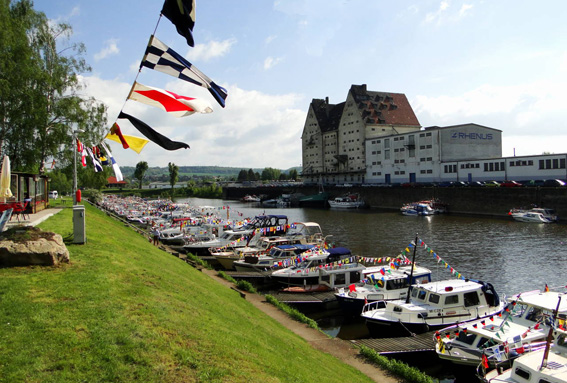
(237, 169, 248, 182)
(133, 161, 148, 189)
(261, 167, 281, 181)
(289, 169, 298, 181)
(0, 1, 107, 173)
(247, 169, 255, 181)
(168, 162, 178, 191)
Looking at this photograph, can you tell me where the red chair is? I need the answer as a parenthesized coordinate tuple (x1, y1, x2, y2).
(10, 202, 28, 222)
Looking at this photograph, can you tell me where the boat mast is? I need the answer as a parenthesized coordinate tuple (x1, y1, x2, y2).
(540, 294, 562, 370)
(405, 234, 419, 304)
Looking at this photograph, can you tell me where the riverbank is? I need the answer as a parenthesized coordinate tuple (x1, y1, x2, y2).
(0, 202, 398, 383)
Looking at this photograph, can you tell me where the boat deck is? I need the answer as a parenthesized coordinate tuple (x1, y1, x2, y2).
(350, 332, 436, 354)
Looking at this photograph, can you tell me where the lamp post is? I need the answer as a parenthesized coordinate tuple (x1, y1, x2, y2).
(72, 129, 84, 205)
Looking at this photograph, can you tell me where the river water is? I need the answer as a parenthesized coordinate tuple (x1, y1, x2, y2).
(178, 197, 567, 382)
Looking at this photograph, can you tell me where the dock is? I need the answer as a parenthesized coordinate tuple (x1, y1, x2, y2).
(266, 290, 337, 304)
(350, 331, 436, 354)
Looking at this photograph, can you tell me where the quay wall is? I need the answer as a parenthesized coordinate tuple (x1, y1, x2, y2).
(222, 186, 567, 220)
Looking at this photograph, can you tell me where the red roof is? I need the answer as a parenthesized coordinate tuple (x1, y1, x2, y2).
(107, 176, 127, 184)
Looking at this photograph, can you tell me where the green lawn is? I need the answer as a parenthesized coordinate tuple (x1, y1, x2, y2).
(0, 202, 372, 383)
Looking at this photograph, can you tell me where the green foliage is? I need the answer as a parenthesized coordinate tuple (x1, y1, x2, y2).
(217, 270, 237, 284)
(235, 280, 257, 293)
(0, 0, 107, 172)
(133, 161, 148, 189)
(359, 346, 436, 383)
(265, 294, 320, 329)
(261, 167, 281, 181)
(81, 188, 103, 204)
(168, 162, 178, 193)
(47, 169, 71, 194)
(184, 183, 222, 198)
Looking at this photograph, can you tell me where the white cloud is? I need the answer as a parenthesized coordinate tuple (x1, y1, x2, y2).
(264, 56, 283, 70)
(94, 39, 119, 61)
(423, 1, 472, 25)
(76, 75, 306, 169)
(413, 77, 567, 157)
(265, 35, 277, 44)
(185, 38, 237, 62)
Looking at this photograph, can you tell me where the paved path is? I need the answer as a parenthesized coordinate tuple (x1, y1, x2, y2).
(4, 208, 62, 230)
(201, 268, 401, 383)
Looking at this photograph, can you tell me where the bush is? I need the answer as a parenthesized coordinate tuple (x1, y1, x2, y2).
(265, 294, 319, 329)
(81, 189, 103, 205)
(359, 346, 435, 383)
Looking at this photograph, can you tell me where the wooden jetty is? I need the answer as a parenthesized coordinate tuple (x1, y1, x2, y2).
(267, 291, 337, 304)
(351, 331, 436, 354)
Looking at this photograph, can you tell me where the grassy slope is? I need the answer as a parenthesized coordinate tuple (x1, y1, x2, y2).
(0, 203, 371, 383)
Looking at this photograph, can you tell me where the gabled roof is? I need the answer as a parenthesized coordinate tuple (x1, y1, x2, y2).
(310, 98, 345, 133)
(349, 84, 420, 126)
(308, 84, 420, 134)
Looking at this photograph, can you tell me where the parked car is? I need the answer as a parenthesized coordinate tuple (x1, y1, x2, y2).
(500, 180, 523, 187)
(467, 181, 484, 187)
(483, 181, 501, 187)
(520, 179, 545, 187)
(48, 190, 58, 199)
(543, 179, 566, 187)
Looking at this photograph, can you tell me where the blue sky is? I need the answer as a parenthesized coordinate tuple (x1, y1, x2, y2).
(32, 0, 567, 169)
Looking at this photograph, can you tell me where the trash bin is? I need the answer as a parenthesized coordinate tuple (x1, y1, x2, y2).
(73, 204, 86, 244)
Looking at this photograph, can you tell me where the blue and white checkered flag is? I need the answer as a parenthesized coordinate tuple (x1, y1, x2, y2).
(140, 35, 227, 107)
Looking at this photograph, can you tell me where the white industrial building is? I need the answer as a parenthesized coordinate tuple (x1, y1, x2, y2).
(301, 85, 567, 185)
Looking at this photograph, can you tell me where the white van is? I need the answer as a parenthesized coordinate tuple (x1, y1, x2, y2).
(48, 190, 58, 199)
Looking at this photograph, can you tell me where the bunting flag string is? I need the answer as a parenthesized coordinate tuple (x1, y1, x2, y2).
(417, 237, 466, 280)
(118, 112, 190, 151)
(128, 81, 213, 117)
(140, 35, 228, 107)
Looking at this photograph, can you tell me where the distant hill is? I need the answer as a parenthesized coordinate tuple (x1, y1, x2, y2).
(120, 166, 302, 179)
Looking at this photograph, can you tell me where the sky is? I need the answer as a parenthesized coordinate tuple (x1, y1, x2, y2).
(31, 0, 567, 170)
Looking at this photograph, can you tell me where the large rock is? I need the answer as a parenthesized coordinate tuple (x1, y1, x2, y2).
(0, 229, 70, 267)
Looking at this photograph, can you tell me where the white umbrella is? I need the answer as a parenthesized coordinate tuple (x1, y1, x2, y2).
(0, 155, 13, 202)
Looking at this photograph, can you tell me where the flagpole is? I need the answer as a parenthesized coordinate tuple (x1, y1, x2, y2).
(405, 234, 419, 304)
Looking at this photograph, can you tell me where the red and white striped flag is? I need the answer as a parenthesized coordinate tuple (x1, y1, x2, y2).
(128, 81, 213, 117)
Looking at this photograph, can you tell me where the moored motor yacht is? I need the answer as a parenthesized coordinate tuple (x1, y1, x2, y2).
(509, 207, 559, 223)
(270, 247, 353, 287)
(480, 295, 567, 383)
(361, 278, 505, 337)
(328, 193, 366, 209)
(435, 290, 567, 368)
(335, 264, 433, 315)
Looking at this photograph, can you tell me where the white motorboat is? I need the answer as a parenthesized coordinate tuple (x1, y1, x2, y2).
(328, 193, 366, 209)
(270, 247, 353, 286)
(435, 290, 567, 368)
(509, 207, 559, 223)
(401, 199, 447, 215)
(361, 278, 505, 337)
(232, 243, 318, 272)
(480, 295, 567, 383)
(335, 264, 433, 315)
(183, 228, 256, 256)
(401, 202, 435, 216)
(213, 237, 296, 270)
(241, 194, 261, 202)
